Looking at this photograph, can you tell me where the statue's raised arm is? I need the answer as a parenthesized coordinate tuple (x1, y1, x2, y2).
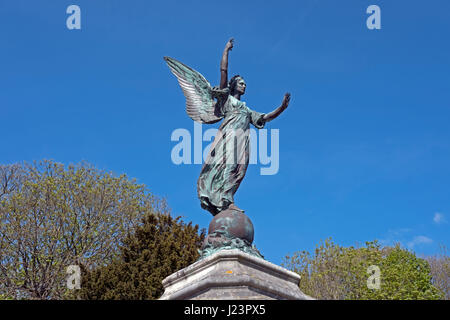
(220, 38, 234, 89)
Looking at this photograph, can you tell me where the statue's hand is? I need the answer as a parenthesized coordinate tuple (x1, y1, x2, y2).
(225, 38, 234, 51)
(282, 93, 291, 109)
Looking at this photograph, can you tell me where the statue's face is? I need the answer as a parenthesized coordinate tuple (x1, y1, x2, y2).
(235, 78, 246, 95)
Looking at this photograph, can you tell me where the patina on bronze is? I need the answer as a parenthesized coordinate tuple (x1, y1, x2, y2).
(165, 38, 291, 258)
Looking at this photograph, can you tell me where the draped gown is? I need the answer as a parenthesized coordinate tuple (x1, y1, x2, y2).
(197, 95, 266, 215)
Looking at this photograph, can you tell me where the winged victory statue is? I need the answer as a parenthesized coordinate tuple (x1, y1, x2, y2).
(164, 38, 292, 258)
(165, 38, 291, 215)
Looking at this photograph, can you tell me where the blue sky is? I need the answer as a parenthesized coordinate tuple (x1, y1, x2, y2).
(1, 0, 449, 265)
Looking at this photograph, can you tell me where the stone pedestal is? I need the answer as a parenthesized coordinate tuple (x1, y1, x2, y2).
(159, 249, 313, 300)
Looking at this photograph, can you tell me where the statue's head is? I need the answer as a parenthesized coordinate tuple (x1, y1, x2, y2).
(229, 75, 246, 96)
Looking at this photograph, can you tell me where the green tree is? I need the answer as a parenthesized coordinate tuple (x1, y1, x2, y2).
(0, 160, 167, 299)
(283, 238, 444, 300)
(80, 212, 205, 300)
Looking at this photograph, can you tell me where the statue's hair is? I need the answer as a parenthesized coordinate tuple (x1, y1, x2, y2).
(228, 75, 243, 95)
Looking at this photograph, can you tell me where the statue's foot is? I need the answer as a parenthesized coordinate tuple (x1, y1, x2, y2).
(228, 203, 245, 213)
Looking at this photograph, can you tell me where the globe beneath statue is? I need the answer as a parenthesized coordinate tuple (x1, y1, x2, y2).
(200, 207, 263, 259)
(208, 208, 254, 244)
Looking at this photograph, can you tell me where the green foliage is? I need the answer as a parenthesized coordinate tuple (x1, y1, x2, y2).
(0, 160, 167, 299)
(80, 213, 205, 300)
(0, 293, 13, 300)
(283, 238, 444, 300)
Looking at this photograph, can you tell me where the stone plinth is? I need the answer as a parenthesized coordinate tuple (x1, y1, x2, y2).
(159, 249, 314, 300)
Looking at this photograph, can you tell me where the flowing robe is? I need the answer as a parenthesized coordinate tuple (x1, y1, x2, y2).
(197, 95, 266, 215)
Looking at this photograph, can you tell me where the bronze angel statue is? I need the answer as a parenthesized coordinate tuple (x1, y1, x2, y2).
(165, 38, 290, 216)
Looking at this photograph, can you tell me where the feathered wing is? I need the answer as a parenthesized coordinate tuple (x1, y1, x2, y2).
(164, 56, 224, 124)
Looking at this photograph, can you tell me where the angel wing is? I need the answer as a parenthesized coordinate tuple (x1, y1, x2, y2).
(164, 56, 225, 124)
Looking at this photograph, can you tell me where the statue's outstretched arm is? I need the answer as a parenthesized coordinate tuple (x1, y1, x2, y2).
(219, 38, 234, 89)
(263, 93, 291, 122)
